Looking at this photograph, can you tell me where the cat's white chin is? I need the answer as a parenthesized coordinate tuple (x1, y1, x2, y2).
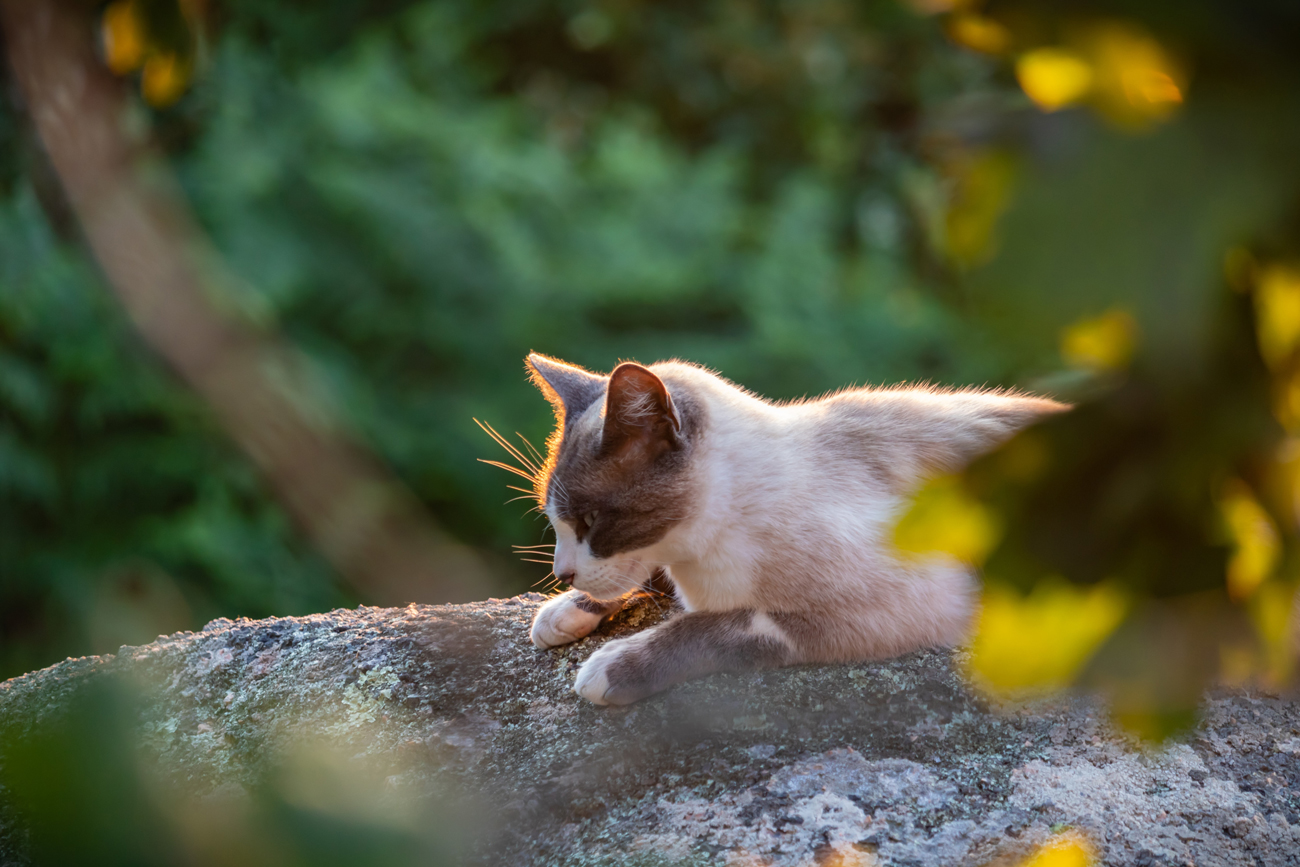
(571, 567, 644, 601)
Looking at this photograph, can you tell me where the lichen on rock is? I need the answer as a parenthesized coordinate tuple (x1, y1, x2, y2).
(1, 594, 1298, 866)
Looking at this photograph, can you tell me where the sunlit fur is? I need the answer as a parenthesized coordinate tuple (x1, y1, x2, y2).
(520, 356, 1068, 703)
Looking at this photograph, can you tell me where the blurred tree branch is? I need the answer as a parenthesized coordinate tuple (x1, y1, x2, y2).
(0, 0, 494, 605)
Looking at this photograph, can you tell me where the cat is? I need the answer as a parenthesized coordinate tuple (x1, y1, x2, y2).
(513, 353, 1067, 706)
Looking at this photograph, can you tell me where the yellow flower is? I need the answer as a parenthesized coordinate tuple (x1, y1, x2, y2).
(1060, 308, 1138, 372)
(1254, 264, 1300, 371)
(1218, 479, 1279, 602)
(1016, 48, 1093, 111)
(142, 52, 191, 108)
(893, 475, 1001, 565)
(968, 579, 1128, 693)
(102, 0, 146, 75)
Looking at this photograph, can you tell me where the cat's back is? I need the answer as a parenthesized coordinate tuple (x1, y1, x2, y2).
(774, 385, 932, 492)
(651, 365, 899, 491)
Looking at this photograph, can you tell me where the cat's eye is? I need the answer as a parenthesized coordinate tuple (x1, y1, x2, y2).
(583, 511, 598, 528)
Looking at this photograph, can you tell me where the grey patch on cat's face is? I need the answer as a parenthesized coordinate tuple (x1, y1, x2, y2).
(541, 370, 704, 560)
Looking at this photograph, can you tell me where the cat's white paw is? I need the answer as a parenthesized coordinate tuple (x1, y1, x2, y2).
(531, 592, 607, 650)
(574, 630, 654, 705)
(573, 640, 621, 705)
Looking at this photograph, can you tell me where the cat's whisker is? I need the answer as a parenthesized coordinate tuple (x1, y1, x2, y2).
(478, 458, 537, 483)
(547, 476, 571, 510)
(517, 432, 546, 468)
(475, 419, 542, 478)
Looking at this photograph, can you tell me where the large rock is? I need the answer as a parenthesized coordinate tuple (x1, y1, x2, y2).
(1, 594, 1298, 866)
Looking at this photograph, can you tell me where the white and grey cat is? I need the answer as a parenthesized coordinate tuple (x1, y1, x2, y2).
(517, 353, 1066, 705)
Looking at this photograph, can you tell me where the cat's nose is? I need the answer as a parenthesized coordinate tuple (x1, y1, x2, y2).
(557, 570, 576, 586)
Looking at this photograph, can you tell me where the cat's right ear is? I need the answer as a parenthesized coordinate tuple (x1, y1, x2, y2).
(526, 353, 607, 421)
(602, 362, 682, 461)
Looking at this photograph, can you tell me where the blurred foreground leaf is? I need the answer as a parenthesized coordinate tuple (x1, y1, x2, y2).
(968, 579, 1128, 694)
(1011, 831, 1096, 867)
(893, 475, 1001, 565)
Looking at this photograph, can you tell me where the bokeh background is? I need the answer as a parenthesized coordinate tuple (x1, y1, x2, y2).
(3, 1, 1300, 864)
(3, 0, 1300, 726)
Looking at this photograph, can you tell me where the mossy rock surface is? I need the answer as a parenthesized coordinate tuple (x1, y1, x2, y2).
(1, 594, 1298, 865)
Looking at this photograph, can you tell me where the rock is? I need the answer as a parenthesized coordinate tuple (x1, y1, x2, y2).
(1, 594, 1298, 866)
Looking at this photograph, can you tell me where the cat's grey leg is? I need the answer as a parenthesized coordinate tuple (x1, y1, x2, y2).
(531, 590, 622, 649)
(573, 610, 794, 705)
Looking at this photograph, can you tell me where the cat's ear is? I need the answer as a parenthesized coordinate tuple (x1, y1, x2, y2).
(603, 362, 682, 459)
(527, 353, 606, 421)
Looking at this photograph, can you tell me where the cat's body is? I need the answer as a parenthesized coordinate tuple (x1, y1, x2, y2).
(519, 354, 1067, 705)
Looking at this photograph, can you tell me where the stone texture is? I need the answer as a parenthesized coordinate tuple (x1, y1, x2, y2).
(1, 594, 1298, 866)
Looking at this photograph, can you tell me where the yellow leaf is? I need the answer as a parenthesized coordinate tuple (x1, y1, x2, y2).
(1084, 23, 1185, 127)
(1014, 832, 1096, 867)
(1060, 308, 1138, 372)
(142, 52, 191, 108)
(1016, 49, 1094, 111)
(893, 475, 1001, 564)
(1218, 479, 1279, 602)
(968, 579, 1128, 693)
(1019, 25, 1185, 128)
(102, 0, 145, 75)
(1250, 580, 1297, 686)
(1254, 264, 1300, 370)
(947, 14, 1011, 55)
(944, 149, 1017, 268)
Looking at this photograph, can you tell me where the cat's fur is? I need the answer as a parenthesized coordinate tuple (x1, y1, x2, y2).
(519, 353, 1067, 705)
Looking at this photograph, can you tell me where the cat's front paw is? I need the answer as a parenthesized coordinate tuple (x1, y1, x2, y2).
(531, 591, 609, 650)
(574, 632, 654, 706)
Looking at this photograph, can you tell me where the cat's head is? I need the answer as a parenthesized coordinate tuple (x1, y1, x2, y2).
(525, 353, 699, 600)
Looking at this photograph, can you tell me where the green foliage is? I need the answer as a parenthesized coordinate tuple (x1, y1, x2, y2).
(2, 0, 986, 676)
(4, 0, 1300, 725)
(0, 183, 343, 678)
(4, 0, 1300, 862)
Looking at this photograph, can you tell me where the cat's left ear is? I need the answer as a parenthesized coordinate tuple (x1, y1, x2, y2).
(603, 363, 682, 459)
(527, 353, 606, 422)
